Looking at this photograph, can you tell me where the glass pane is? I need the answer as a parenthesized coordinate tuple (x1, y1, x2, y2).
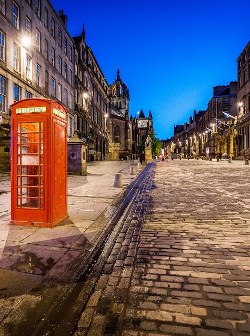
(19, 122, 39, 133)
(26, 176, 40, 186)
(21, 154, 39, 165)
(21, 176, 28, 185)
(18, 134, 28, 144)
(27, 187, 40, 197)
(21, 198, 39, 208)
(26, 143, 40, 153)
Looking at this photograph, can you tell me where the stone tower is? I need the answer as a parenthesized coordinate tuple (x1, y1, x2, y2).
(108, 69, 132, 160)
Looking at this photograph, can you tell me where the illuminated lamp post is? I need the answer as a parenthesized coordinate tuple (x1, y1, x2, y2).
(222, 112, 237, 163)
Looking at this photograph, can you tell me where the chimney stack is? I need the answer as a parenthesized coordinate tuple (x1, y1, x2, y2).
(58, 10, 68, 28)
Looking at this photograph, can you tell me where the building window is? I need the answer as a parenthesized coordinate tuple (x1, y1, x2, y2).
(64, 89, 68, 106)
(0, 75, 6, 113)
(57, 55, 62, 74)
(13, 43, 20, 72)
(63, 62, 67, 80)
(36, 64, 41, 86)
(35, 0, 41, 18)
(57, 28, 62, 47)
(114, 125, 120, 143)
(64, 37, 67, 54)
(44, 39, 48, 59)
(51, 77, 56, 97)
(45, 70, 49, 94)
(51, 47, 55, 66)
(26, 54, 32, 80)
(69, 45, 73, 61)
(26, 91, 32, 98)
(0, 0, 6, 15)
(69, 69, 73, 85)
(12, 2, 19, 29)
(25, 16, 32, 36)
(69, 93, 73, 109)
(58, 83, 62, 101)
(35, 29, 41, 51)
(50, 18, 55, 37)
(14, 84, 20, 101)
(44, 7, 48, 28)
(0, 30, 5, 62)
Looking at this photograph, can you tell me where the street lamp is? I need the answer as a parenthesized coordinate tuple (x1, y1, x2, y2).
(222, 111, 237, 163)
(21, 35, 32, 48)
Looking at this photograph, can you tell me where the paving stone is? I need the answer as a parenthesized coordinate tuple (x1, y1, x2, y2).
(195, 328, 230, 336)
(204, 318, 233, 329)
(140, 321, 157, 331)
(77, 308, 95, 329)
(237, 322, 250, 332)
(160, 303, 190, 314)
(212, 309, 246, 320)
(239, 296, 250, 303)
(175, 313, 202, 325)
(203, 285, 223, 293)
(159, 324, 194, 335)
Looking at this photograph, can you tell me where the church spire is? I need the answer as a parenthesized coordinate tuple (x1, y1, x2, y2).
(81, 24, 85, 39)
(116, 68, 121, 81)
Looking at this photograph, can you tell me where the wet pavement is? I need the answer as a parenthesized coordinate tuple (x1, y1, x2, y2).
(0, 160, 144, 335)
(73, 159, 250, 336)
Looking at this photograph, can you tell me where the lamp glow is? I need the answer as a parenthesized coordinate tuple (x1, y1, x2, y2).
(22, 36, 31, 48)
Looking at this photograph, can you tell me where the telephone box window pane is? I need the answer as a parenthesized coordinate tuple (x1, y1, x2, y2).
(21, 154, 39, 165)
(16, 121, 44, 209)
(21, 198, 39, 208)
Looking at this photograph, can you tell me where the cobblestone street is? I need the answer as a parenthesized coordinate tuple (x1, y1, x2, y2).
(75, 159, 250, 336)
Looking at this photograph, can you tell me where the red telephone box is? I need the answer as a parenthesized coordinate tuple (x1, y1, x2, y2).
(11, 98, 68, 227)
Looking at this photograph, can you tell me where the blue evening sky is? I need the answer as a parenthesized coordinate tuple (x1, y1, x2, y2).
(51, 0, 250, 139)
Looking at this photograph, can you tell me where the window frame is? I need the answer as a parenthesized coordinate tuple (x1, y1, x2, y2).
(50, 17, 55, 37)
(0, 75, 6, 113)
(13, 42, 21, 72)
(35, 0, 41, 18)
(25, 54, 32, 80)
(51, 77, 56, 97)
(12, 1, 20, 29)
(14, 83, 20, 101)
(36, 63, 41, 86)
(0, 0, 6, 15)
(0, 30, 6, 62)
(57, 83, 62, 101)
(51, 47, 55, 66)
(25, 16, 32, 36)
(35, 28, 41, 51)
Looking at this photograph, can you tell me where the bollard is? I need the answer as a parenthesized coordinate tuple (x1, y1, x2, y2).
(137, 162, 141, 170)
(114, 173, 123, 187)
(130, 165, 136, 175)
(245, 159, 249, 165)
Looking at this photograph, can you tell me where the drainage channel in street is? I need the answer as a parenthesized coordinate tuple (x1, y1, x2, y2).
(28, 162, 155, 336)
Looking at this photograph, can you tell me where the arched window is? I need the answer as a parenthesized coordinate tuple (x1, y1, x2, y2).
(114, 125, 120, 143)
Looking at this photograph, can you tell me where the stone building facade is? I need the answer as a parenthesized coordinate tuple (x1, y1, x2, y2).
(0, 1, 154, 170)
(74, 27, 109, 161)
(0, 0, 75, 170)
(172, 82, 237, 159)
(237, 41, 250, 157)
